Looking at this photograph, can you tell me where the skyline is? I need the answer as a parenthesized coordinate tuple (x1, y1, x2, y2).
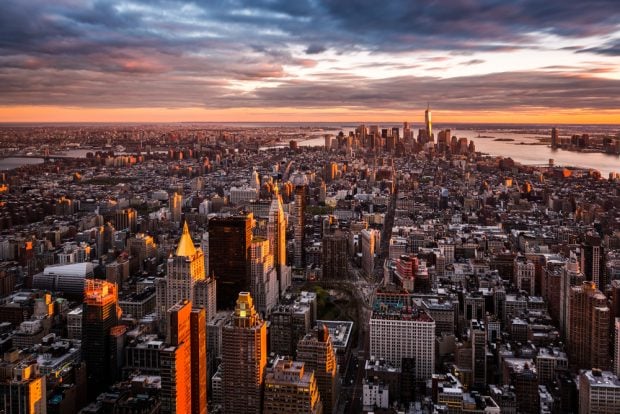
(1, 1, 619, 123)
(1, 104, 619, 412)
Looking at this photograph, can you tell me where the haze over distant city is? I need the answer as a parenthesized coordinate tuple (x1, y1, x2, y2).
(0, 0, 619, 123)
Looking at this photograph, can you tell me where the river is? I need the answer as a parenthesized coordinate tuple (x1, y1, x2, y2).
(0, 157, 44, 170)
(269, 126, 619, 177)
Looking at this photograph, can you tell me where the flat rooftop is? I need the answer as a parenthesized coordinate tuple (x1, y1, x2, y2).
(316, 320, 353, 348)
(582, 370, 620, 388)
(371, 300, 435, 323)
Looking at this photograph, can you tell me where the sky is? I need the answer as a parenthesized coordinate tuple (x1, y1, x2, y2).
(0, 0, 619, 123)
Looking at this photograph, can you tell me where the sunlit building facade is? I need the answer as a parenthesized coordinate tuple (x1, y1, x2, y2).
(222, 292, 267, 414)
(157, 222, 207, 318)
(263, 357, 323, 414)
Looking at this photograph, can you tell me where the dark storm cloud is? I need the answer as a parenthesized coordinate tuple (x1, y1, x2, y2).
(0, 0, 618, 110)
(318, 0, 619, 41)
(188, 0, 620, 52)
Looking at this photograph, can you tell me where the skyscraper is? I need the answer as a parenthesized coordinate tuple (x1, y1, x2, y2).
(324, 162, 338, 182)
(263, 357, 323, 414)
(269, 302, 314, 358)
(361, 229, 378, 278)
(162, 301, 192, 414)
(194, 277, 217, 322)
(581, 234, 604, 288)
(114, 208, 137, 233)
(190, 308, 208, 414)
(568, 281, 610, 370)
(297, 325, 339, 414)
(268, 191, 289, 294)
(403, 121, 412, 141)
(209, 214, 253, 309)
(615, 318, 620, 377)
(369, 300, 435, 386)
(159, 301, 208, 414)
(322, 229, 348, 280)
(551, 127, 559, 148)
(158, 222, 206, 318)
(222, 292, 267, 414)
(437, 129, 451, 152)
(425, 103, 432, 143)
(251, 170, 261, 191)
(170, 192, 183, 224)
(82, 279, 121, 397)
(291, 172, 308, 270)
(249, 237, 278, 316)
(559, 253, 583, 338)
(0, 360, 47, 414)
(201, 232, 209, 278)
(471, 320, 487, 389)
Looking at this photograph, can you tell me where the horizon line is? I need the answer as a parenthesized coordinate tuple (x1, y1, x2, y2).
(1, 120, 619, 126)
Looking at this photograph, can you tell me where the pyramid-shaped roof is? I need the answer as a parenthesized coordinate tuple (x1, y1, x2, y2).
(176, 221, 197, 257)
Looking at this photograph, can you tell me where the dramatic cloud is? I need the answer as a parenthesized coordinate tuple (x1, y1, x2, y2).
(577, 39, 620, 56)
(306, 44, 327, 55)
(0, 1, 618, 117)
(208, 71, 620, 111)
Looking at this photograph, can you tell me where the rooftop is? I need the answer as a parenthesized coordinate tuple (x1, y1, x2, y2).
(316, 320, 353, 348)
(371, 300, 435, 323)
(582, 370, 620, 388)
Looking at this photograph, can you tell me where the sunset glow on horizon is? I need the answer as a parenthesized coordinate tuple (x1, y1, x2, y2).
(2, 105, 620, 125)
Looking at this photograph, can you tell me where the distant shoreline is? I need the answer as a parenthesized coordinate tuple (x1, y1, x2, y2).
(1, 121, 619, 128)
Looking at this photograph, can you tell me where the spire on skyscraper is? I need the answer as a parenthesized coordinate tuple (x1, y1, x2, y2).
(176, 221, 197, 257)
(425, 103, 433, 141)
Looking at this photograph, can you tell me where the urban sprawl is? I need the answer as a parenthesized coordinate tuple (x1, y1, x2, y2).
(0, 110, 619, 414)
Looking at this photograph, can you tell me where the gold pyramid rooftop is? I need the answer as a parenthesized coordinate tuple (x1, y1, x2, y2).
(176, 221, 197, 257)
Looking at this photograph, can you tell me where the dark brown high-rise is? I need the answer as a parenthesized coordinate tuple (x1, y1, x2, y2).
(297, 325, 339, 414)
(322, 229, 348, 280)
(568, 281, 610, 370)
(581, 234, 604, 288)
(82, 279, 121, 398)
(209, 214, 253, 309)
(551, 127, 559, 148)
